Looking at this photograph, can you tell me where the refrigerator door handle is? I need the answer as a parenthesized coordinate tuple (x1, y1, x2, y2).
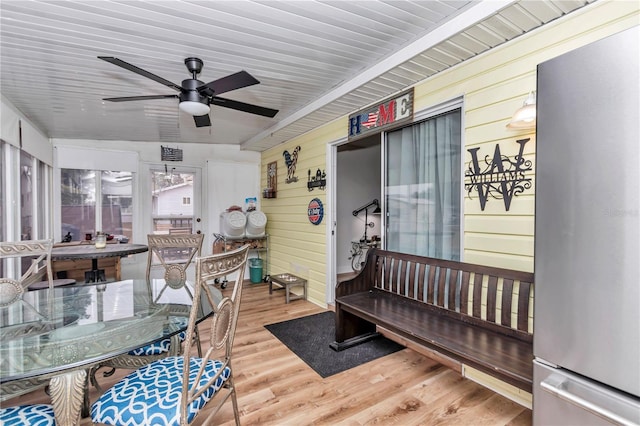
(541, 375, 639, 426)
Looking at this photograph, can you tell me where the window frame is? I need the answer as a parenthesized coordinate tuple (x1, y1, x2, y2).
(53, 146, 139, 243)
(58, 168, 134, 242)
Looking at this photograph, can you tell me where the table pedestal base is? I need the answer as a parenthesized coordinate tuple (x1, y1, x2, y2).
(50, 369, 86, 425)
(84, 269, 106, 283)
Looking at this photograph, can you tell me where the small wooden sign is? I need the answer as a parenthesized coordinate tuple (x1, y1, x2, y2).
(348, 88, 414, 141)
(307, 169, 326, 191)
(263, 161, 277, 198)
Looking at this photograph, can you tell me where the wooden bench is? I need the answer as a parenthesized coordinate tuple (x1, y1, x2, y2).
(331, 248, 534, 404)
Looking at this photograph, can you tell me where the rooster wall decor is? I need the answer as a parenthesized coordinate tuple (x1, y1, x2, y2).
(283, 146, 301, 183)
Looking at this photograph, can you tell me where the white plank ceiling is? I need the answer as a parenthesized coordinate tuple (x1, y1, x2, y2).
(0, 0, 595, 152)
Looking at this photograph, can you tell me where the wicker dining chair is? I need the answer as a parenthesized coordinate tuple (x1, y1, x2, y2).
(0, 238, 54, 294)
(0, 239, 56, 424)
(0, 239, 55, 334)
(91, 244, 249, 426)
(90, 233, 205, 391)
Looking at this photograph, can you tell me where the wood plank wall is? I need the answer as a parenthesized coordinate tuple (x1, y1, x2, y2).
(261, 1, 640, 307)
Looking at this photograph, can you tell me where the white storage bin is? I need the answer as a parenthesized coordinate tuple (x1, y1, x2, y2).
(245, 211, 267, 237)
(220, 211, 246, 239)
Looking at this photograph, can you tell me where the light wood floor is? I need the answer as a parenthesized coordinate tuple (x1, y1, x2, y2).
(5, 281, 532, 425)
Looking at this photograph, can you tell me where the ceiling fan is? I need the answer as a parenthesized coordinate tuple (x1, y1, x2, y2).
(99, 56, 278, 128)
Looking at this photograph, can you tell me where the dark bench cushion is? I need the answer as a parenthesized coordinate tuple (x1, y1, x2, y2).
(338, 289, 533, 391)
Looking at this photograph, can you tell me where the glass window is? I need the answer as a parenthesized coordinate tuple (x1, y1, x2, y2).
(385, 108, 462, 260)
(61, 169, 95, 240)
(1, 145, 53, 276)
(0, 141, 5, 244)
(60, 169, 133, 241)
(20, 151, 33, 240)
(36, 161, 49, 238)
(101, 171, 133, 240)
(0, 141, 5, 278)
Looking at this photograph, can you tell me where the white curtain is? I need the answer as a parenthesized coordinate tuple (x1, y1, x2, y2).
(385, 109, 461, 260)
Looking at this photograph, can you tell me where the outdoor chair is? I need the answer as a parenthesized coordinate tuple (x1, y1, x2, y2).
(0, 238, 54, 295)
(0, 239, 56, 356)
(0, 239, 56, 422)
(90, 233, 205, 392)
(91, 244, 249, 426)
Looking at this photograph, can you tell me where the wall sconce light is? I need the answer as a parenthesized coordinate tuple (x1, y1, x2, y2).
(506, 91, 536, 130)
(353, 199, 381, 242)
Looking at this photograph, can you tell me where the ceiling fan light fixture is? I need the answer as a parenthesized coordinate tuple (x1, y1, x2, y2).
(179, 85, 210, 116)
(179, 100, 210, 116)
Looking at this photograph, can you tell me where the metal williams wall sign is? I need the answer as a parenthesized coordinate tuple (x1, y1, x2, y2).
(465, 138, 533, 211)
(348, 88, 414, 141)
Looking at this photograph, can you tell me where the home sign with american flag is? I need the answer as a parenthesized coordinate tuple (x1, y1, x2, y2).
(348, 88, 414, 140)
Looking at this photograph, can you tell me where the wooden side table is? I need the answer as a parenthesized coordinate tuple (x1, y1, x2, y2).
(269, 273, 307, 304)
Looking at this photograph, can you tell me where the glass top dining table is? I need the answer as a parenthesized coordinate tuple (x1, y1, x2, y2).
(0, 278, 214, 424)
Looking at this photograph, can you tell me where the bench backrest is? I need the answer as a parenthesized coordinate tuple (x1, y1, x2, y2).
(362, 249, 534, 342)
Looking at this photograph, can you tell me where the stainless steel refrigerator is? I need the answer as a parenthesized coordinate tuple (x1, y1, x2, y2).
(533, 26, 640, 425)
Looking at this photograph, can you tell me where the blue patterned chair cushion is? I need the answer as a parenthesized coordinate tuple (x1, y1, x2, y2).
(91, 356, 230, 426)
(127, 336, 171, 356)
(0, 404, 55, 426)
(127, 317, 188, 356)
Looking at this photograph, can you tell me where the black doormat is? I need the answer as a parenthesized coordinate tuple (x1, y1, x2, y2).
(265, 311, 404, 378)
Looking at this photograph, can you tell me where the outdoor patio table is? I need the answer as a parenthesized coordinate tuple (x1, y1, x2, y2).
(0, 279, 213, 425)
(52, 243, 148, 282)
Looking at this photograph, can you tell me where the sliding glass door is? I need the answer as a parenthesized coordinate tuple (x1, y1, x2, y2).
(385, 108, 462, 260)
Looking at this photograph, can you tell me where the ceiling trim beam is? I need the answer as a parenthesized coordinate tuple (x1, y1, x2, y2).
(241, 0, 517, 150)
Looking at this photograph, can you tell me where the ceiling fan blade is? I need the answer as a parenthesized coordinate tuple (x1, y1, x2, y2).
(103, 94, 178, 102)
(211, 96, 278, 118)
(193, 114, 211, 127)
(198, 70, 260, 96)
(98, 56, 182, 92)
